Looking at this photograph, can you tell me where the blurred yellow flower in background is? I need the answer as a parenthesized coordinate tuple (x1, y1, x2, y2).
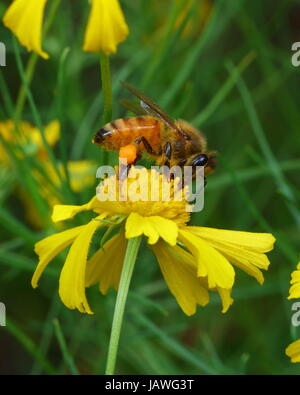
(0, 119, 97, 227)
(36, 160, 97, 195)
(0, 119, 59, 227)
(32, 168, 275, 315)
(22, 160, 98, 229)
(3, 0, 129, 58)
(83, 0, 129, 54)
(3, 0, 49, 59)
(174, 0, 212, 38)
(0, 119, 60, 164)
(61, 160, 98, 193)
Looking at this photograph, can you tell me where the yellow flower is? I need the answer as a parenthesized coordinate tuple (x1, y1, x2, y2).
(32, 168, 275, 315)
(3, 0, 129, 58)
(0, 119, 60, 164)
(286, 339, 300, 363)
(3, 0, 49, 59)
(288, 262, 300, 300)
(83, 0, 129, 54)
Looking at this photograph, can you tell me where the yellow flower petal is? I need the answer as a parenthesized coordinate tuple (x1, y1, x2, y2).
(291, 271, 300, 284)
(178, 229, 235, 289)
(188, 226, 275, 252)
(125, 212, 146, 239)
(290, 264, 300, 283)
(52, 197, 100, 222)
(188, 226, 275, 284)
(125, 212, 178, 246)
(152, 242, 209, 316)
(142, 219, 160, 245)
(147, 216, 178, 246)
(286, 339, 300, 363)
(85, 232, 127, 294)
(3, 0, 49, 59)
(58, 217, 103, 314)
(32, 225, 86, 288)
(288, 284, 300, 300)
(83, 0, 129, 54)
(207, 240, 269, 284)
(288, 262, 300, 300)
(222, 252, 265, 284)
(217, 287, 234, 313)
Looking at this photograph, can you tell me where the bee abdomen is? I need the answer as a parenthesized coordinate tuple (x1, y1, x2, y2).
(93, 116, 161, 151)
(94, 119, 129, 143)
(93, 128, 112, 144)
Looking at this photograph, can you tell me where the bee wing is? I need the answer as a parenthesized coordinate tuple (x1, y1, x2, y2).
(119, 98, 147, 116)
(121, 81, 190, 140)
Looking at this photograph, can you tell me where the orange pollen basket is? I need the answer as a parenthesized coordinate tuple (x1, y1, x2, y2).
(119, 144, 137, 164)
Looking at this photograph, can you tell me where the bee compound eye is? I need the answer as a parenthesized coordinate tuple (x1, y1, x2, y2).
(192, 154, 208, 167)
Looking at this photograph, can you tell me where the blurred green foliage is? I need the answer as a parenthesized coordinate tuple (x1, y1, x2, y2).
(0, 0, 300, 375)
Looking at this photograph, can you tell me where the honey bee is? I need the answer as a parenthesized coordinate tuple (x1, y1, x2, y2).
(93, 81, 216, 181)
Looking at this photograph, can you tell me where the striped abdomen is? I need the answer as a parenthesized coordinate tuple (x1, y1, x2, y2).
(93, 116, 162, 152)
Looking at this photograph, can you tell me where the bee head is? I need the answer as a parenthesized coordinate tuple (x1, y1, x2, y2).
(188, 153, 209, 168)
(186, 153, 217, 177)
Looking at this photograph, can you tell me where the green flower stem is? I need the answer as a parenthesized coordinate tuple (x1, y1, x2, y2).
(100, 53, 113, 124)
(100, 53, 112, 165)
(14, 53, 38, 123)
(105, 236, 142, 375)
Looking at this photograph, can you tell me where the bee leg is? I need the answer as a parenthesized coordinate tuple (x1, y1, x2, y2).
(159, 142, 173, 181)
(134, 136, 157, 155)
(164, 142, 172, 160)
(118, 151, 143, 181)
(162, 142, 172, 167)
(118, 163, 132, 181)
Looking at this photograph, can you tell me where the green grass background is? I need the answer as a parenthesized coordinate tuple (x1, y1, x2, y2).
(0, 0, 300, 374)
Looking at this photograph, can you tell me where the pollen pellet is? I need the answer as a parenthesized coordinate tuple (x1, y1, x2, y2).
(119, 144, 137, 164)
